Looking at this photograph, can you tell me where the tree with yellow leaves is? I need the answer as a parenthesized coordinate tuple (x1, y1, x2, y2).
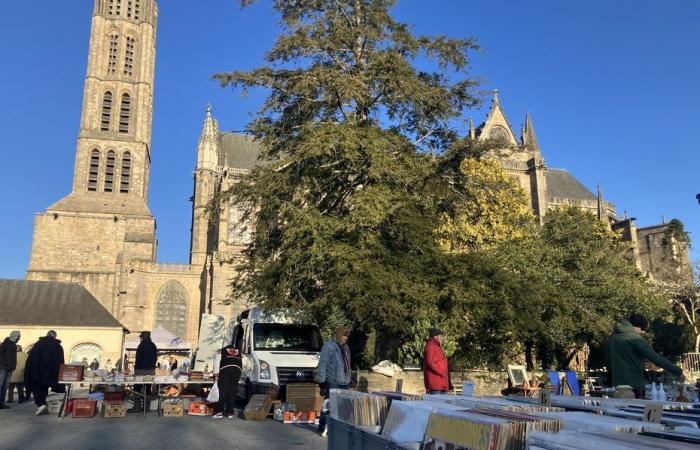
(437, 155, 534, 253)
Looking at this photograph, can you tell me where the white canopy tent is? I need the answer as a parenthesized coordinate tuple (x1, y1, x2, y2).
(124, 325, 192, 353)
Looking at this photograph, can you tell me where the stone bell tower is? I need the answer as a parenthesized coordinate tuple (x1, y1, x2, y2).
(26, 0, 159, 315)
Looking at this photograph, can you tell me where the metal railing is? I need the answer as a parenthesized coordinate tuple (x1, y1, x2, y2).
(682, 352, 700, 371)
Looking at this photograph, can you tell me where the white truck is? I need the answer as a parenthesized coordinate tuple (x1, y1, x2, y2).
(227, 307, 322, 400)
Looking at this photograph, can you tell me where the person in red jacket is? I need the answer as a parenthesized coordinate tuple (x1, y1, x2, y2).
(423, 328, 452, 394)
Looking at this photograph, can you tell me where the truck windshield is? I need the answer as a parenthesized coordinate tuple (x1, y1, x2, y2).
(253, 323, 323, 352)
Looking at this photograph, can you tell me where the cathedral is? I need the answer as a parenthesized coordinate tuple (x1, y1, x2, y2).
(25, 0, 689, 345)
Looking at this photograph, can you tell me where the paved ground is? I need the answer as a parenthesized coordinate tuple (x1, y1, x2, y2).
(0, 392, 326, 450)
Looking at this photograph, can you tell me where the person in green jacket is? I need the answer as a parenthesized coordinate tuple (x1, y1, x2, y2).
(607, 314, 685, 399)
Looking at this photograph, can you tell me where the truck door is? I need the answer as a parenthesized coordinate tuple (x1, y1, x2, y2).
(240, 323, 254, 385)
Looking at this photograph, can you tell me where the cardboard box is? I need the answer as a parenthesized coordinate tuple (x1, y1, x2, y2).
(286, 383, 319, 398)
(102, 401, 127, 418)
(187, 401, 213, 416)
(72, 399, 97, 418)
(162, 401, 184, 417)
(283, 410, 317, 424)
(59, 364, 85, 382)
(244, 394, 273, 421)
(287, 395, 324, 413)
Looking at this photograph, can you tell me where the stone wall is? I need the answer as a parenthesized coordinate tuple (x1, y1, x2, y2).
(354, 369, 512, 396)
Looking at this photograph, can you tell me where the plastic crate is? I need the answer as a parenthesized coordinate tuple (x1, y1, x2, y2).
(72, 399, 97, 418)
(327, 417, 412, 450)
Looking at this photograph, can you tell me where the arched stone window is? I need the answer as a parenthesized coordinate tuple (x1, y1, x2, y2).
(123, 37, 135, 77)
(70, 343, 103, 366)
(107, 34, 119, 75)
(108, 0, 115, 15)
(119, 93, 131, 133)
(156, 281, 188, 338)
(104, 150, 116, 192)
(101, 91, 113, 131)
(134, 0, 141, 20)
(119, 151, 131, 193)
(88, 149, 100, 192)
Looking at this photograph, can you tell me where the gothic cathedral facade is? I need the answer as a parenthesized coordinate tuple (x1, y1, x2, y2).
(26, 1, 690, 344)
(26, 0, 254, 343)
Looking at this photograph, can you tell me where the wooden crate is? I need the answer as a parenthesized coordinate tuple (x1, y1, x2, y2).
(102, 401, 127, 418)
(72, 399, 97, 418)
(287, 395, 324, 413)
(286, 383, 319, 398)
(162, 401, 184, 417)
(244, 394, 273, 421)
(104, 391, 126, 402)
(59, 364, 85, 382)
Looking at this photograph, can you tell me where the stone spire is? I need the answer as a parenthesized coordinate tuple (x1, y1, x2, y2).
(468, 117, 476, 140)
(597, 184, 612, 230)
(522, 111, 540, 153)
(196, 104, 219, 171)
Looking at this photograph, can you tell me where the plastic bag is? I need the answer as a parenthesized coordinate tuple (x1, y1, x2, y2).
(206, 382, 219, 403)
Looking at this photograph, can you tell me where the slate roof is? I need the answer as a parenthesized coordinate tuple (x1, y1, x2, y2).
(47, 193, 152, 217)
(0, 279, 124, 329)
(546, 168, 596, 201)
(218, 132, 263, 170)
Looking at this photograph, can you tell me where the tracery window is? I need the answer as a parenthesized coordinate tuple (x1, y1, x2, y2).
(155, 281, 188, 338)
(127, 0, 133, 18)
(124, 37, 135, 77)
(101, 91, 113, 131)
(107, 34, 119, 75)
(108, 0, 115, 15)
(489, 126, 509, 141)
(119, 151, 131, 193)
(134, 0, 141, 20)
(119, 93, 131, 133)
(104, 150, 116, 192)
(88, 150, 101, 192)
(228, 201, 253, 245)
(115, 0, 122, 16)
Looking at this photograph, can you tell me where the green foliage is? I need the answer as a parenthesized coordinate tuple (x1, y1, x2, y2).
(213, 1, 666, 370)
(213, 0, 481, 364)
(491, 207, 666, 369)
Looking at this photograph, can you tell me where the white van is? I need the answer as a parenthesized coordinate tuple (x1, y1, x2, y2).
(228, 307, 322, 400)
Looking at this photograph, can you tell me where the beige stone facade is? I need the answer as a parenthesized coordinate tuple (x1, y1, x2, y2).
(478, 91, 690, 276)
(26, 2, 689, 350)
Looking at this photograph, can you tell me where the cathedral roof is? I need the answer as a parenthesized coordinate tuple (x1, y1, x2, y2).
(0, 279, 125, 329)
(47, 193, 153, 217)
(546, 168, 596, 201)
(218, 132, 263, 170)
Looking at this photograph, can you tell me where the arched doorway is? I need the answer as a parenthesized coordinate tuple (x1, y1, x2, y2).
(155, 280, 188, 338)
(70, 343, 103, 366)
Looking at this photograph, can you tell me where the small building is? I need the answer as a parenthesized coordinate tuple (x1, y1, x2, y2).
(0, 279, 127, 366)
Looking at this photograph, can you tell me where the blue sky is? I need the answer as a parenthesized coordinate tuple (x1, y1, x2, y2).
(1, 0, 698, 279)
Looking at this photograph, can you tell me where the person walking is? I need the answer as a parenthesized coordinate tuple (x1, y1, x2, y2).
(213, 344, 242, 419)
(607, 314, 684, 399)
(7, 344, 29, 404)
(0, 331, 21, 409)
(317, 325, 352, 434)
(423, 328, 451, 395)
(24, 330, 64, 415)
(129, 331, 158, 412)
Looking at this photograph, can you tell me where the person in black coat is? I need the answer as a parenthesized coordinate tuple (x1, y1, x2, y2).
(130, 331, 158, 412)
(24, 330, 64, 415)
(213, 344, 242, 419)
(0, 330, 21, 409)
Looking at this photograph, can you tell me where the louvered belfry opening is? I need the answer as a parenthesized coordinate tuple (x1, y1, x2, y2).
(101, 91, 113, 131)
(104, 150, 116, 192)
(120, 152, 131, 193)
(88, 150, 101, 192)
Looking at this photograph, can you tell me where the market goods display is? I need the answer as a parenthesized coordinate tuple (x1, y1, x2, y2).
(244, 394, 274, 421)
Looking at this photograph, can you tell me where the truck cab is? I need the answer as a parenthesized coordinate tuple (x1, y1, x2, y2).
(228, 308, 322, 400)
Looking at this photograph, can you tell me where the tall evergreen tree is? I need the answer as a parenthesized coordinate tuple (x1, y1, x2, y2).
(213, 0, 480, 360)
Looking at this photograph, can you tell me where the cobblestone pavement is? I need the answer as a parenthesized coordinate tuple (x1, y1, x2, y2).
(0, 392, 325, 450)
